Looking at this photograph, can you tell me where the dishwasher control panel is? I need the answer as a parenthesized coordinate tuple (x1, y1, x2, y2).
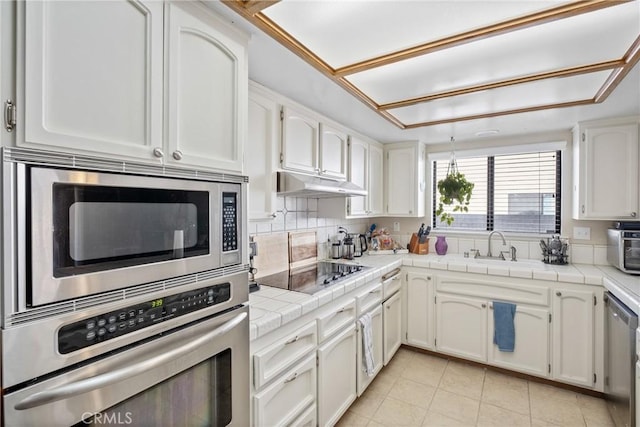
(58, 283, 231, 354)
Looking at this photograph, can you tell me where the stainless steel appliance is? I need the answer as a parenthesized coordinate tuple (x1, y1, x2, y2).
(3, 148, 245, 306)
(608, 223, 640, 274)
(352, 233, 368, 257)
(605, 291, 638, 427)
(257, 261, 369, 294)
(1, 148, 250, 426)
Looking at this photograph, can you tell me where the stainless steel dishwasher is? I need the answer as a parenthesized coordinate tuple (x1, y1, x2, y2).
(605, 291, 638, 427)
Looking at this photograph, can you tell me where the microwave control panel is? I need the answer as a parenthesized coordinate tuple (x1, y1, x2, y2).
(222, 192, 238, 252)
(57, 283, 231, 354)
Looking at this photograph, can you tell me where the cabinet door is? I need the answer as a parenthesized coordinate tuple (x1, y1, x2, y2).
(317, 326, 357, 427)
(281, 106, 319, 174)
(383, 291, 402, 365)
(552, 288, 595, 387)
(165, 2, 246, 173)
(386, 146, 416, 215)
(247, 88, 279, 220)
(356, 305, 384, 396)
(436, 294, 487, 362)
(368, 143, 384, 216)
(578, 124, 639, 219)
(488, 305, 550, 378)
(319, 123, 347, 180)
(406, 272, 435, 350)
(21, 1, 163, 158)
(348, 137, 369, 216)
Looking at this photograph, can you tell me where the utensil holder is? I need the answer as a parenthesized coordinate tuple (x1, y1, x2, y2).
(541, 237, 569, 265)
(409, 233, 429, 255)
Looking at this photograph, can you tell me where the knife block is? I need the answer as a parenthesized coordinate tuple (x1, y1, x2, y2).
(409, 233, 429, 255)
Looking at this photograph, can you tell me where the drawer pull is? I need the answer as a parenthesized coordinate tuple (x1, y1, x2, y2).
(284, 335, 299, 345)
(481, 303, 487, 308)
(556, 291, 562, 297)
(369, 290, 379, 294)
(284, 372, 298, 383)
(336, 308, 348, 314)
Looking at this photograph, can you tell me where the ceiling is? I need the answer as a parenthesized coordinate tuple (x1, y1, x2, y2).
(208, 0, 640, 144)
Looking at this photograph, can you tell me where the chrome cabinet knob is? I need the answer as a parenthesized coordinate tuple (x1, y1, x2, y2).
(152, 147, 164, 158)
(172, 150, 183, 161)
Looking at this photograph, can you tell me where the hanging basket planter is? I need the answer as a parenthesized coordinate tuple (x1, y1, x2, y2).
(435, 138, 474, 225)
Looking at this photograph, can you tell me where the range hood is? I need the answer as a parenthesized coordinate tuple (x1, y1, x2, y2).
(277, 171, 367, 198)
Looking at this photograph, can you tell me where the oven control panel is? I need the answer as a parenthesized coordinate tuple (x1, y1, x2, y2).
(222, 192, 238, 252)
(58, 283, 231, 354)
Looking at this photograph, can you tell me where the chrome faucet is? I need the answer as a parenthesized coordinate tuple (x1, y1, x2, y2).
(487, 231, 506, 258)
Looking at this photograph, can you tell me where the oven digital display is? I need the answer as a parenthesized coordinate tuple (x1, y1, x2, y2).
(57, 283, 231, 354)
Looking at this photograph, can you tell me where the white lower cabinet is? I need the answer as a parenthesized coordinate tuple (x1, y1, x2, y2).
(356, 304, 384, 396)
(551, 287, 595, 387)
(435, 294, 488, 363)
(317, 325, 357, 427)
(253, 353, 317, 427)
(289, 404, 317, 427)
(488, 305, 550, 378)
(383, 291, 402, 365)
(405, 272, 435, 350)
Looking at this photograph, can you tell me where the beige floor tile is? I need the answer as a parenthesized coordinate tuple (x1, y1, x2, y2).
(429, 389, 480, 425)
(422, 411, 473, 426)
(531, 418, 563, 426)
(477, 402, 532, 427)
(530, 390, 585, 426)
(387, 377, 437, 409)
(366, 369, 399, 396)
(576, 394, 615, 427)
(440, 360, 486, 400)
(372, 396, 427, 426)
(528, 381, 578, 403)
(366, 421, 387, 427)
(401, 353, 448, 387)
(481, 370, 530, 415)
(349, 389, 386, 418)
(337, 410, 371, 426)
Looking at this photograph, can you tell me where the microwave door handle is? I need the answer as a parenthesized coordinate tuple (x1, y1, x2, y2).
(14, 311, 247, 410)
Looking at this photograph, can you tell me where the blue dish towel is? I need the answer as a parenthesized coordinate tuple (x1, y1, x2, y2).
(493, 301, 516, 352)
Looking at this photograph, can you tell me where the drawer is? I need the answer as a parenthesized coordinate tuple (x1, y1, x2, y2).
(253, 354, 316, 427)
(382, 269, 402, 300)
(436, 273, 549, 305)
(253, 321, 317, 390)
(356, 283, 382, 316)
(317, 299, 356, 343)
(289, 404, 316, 427)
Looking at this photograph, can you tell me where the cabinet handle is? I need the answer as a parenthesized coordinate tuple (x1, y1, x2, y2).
(489, 304, 493, 310)
(271, 213, 277, 218)
(556, 291, 562, 297)
(152, 147, 164, 158)
(632, 212, 637, 218)
(172, 150, 183, 161)
(581, 205, 585, 214)
(481, 303, 487, 308)
(284, 372, 298, 383)
(284, 335, 299, 345)
(4, 100, 16, 132)
(337, 308, 346, 313)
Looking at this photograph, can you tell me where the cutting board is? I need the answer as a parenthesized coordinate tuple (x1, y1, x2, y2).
(289, 231, 317, 269)
(252, 232, 288, 279)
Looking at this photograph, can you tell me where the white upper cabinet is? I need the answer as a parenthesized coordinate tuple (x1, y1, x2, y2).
(281, 105, 348, 180)
(165, 2, 247, 172)
(17, 1, 247, 173)
(347, 135, 384, 217)
(281, 106, 320, 175)
(20, 0, 163, 159)
(385, 142, 425, 216)
(573, 117, 640, 220)
(319, 123, 347, 180)
(247, 83, 279, 221)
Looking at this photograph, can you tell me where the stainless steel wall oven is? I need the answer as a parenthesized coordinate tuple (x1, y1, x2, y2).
(1, 148, 250, 426)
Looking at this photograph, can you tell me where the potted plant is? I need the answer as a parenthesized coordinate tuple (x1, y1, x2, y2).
(435, 159, 474, 226)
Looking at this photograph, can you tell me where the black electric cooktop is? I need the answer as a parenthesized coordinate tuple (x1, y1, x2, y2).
(256, 261, 370, 295)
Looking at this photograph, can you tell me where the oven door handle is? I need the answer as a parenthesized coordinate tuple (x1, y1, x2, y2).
(14, 311, 247, 411)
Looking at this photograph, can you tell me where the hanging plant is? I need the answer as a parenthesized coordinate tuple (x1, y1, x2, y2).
(435, 138, 474, 225)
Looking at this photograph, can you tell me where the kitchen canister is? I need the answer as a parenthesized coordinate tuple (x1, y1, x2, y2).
(435, 236, 448, 255)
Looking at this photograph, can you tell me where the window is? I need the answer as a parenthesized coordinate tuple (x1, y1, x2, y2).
(432, 150, 561, 233)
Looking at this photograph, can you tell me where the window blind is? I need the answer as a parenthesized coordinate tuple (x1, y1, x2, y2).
(433, 150, 561, 233)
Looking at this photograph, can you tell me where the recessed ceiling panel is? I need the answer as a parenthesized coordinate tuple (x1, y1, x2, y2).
(262, 0, 569, 68)
(388, 70, 612, 124)
(346, 2, 639, 105)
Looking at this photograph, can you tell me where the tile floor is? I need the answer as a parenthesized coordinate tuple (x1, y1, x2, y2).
(337, 347, 614, 427)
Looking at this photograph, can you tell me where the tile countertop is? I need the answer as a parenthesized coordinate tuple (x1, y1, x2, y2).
(249, 253, 640, 341)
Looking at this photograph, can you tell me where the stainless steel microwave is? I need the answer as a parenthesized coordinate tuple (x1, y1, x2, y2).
(607, 228, 640, 274)
(4, 159, 246, 307)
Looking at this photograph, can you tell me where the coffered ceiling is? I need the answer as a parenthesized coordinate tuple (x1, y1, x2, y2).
(221, 0, 640, 136)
